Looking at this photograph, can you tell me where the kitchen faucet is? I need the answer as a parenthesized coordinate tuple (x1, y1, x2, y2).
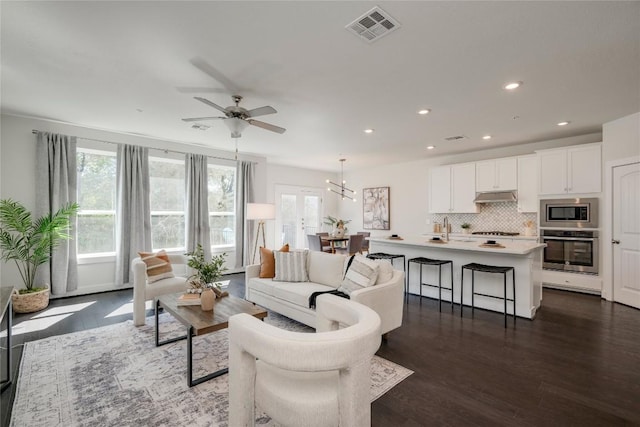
(443, 217, 449, 242)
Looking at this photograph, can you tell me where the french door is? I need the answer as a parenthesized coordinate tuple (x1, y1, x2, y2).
(275, 185, 324, 249)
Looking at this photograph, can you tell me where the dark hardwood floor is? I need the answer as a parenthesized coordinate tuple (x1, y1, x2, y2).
(2, 275, 639, 426)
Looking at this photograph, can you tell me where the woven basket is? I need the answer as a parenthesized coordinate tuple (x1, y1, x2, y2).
(12, 286, 50, 313)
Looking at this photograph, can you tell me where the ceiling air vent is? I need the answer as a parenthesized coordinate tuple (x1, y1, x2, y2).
(445, 135, 468, 141)
(346, 6, 400, 43)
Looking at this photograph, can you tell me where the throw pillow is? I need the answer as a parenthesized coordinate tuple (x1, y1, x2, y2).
(274, 250, 309, 282)
(375, 259, 394, 285)
(259, 244, 290, 278)
(138, 250, 174, 283)
(338, 255, 379, 295)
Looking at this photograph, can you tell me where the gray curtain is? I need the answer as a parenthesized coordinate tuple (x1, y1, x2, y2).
(235, 161, 255, 267)
(35, 132, 78, 295)
(185, 153, 211, 259)
(115, 144, 151, 286)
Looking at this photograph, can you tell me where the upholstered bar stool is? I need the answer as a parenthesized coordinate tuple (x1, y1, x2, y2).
(461, 263, 516, 328)
(407, 257, 454, 312)
(367, 252, 406, 294)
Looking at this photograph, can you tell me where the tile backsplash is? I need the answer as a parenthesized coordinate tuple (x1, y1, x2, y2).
(431, 202, 537, 234)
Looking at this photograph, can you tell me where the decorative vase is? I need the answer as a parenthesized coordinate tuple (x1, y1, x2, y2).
(335, 227, 345, 238)
(12, 285, 50, 313)
(463, 229, 470, 234)
(200, 288, 216, 311)
(524, 227, 534, 237)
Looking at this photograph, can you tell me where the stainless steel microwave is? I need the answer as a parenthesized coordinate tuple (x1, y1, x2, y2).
(539, 198, 599, 228)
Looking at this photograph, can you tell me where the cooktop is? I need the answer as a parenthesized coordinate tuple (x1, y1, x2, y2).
(471, 231, 520, 236)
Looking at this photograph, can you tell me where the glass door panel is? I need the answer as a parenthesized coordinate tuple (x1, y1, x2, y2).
(275, 186, 324, 250)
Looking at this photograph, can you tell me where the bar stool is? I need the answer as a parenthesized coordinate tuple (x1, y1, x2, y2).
(408, 257, 453, 312)
(367, 252, 406, 293)
(461, 263, 516, 328)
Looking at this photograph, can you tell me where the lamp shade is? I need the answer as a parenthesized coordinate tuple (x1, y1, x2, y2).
(246, 203, 276, 220)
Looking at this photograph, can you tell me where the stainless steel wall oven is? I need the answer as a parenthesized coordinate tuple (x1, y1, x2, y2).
(541, 229, 599, 275)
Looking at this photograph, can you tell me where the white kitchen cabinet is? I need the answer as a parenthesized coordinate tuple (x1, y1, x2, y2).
(429, 163, 478, 213)
(517, 155, 538, 213)
(538, 143, 602, 195)
(476, 157, 517, 192)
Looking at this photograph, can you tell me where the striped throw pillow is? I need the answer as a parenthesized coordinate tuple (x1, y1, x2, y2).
(274, 250, 309, 282)
(338, 255, 379, 295)
(138, 250, 175, 283)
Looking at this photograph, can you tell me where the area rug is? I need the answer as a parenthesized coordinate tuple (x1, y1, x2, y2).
(10, 311, 413, 426)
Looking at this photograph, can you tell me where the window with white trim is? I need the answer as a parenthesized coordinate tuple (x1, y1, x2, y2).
(76, 148, 117, 256)
(149, 156, 185, 251)
(208, 163, 236, 249)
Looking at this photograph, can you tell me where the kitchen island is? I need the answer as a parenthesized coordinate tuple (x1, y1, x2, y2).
(369, 236, 545, 319)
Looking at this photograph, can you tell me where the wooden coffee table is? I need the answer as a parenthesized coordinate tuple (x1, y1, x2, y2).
(155, 293, 267, 387)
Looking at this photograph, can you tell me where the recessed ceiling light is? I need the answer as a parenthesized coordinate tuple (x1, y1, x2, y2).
(426, 145, 435, 150)
(557, 121, 570, 126)
(364, 128, 374, 134)
(482, 135, 492, 140)
(504, 81, 522, 90)
(418, 109, 431, 115)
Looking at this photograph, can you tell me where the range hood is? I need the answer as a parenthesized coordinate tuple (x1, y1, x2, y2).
(473, 191, 517, 203)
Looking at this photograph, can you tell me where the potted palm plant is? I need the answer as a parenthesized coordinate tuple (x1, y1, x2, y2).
(0, 199, 79, 313)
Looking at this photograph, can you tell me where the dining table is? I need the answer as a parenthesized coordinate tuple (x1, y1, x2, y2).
(322, 235, 349, 253)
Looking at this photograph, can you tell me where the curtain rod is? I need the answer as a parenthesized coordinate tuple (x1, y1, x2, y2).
(31, 129, 250, 163)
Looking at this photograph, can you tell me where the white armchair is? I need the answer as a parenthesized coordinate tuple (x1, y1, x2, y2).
(229, 294, 382, 427)
(131, 254, 190, 326)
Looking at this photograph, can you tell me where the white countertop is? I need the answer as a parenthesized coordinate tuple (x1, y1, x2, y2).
(422, 232, 539, 241)
(369, 236, 545, 255)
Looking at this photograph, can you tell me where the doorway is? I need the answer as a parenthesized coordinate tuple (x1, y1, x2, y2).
(275, 185, 324, 250)
(612, 161, 640, 309)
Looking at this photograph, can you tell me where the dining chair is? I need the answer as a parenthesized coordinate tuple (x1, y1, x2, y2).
(316, 232, 332, 252)
(357, 231, 370, 254)
(308, 234, 332, 253)
(335, 234, 364, 256)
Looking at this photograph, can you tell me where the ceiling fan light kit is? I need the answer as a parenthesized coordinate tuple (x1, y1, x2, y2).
(182, 95, 286, 138)
(326, 159, 357, 202)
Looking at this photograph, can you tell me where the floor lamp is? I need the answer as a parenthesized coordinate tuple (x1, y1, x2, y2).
(247, 203, 276, 264)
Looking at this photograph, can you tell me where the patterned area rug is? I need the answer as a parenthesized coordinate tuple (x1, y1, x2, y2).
(11, 311, 413, 426)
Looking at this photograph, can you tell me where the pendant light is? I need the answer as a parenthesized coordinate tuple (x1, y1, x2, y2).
(326, 159, 357, 202)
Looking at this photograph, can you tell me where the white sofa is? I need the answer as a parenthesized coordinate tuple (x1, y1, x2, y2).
(131, 254, 190, 326)
(246, 251, 405, 335)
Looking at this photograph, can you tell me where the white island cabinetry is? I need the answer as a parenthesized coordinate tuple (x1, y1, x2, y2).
(369, 237, 545, 319)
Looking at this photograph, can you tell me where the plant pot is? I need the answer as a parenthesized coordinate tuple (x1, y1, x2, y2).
(12, 286, 50, 313)
(462, 229, 470, 234)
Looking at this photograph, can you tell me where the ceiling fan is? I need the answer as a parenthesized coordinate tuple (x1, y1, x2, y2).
(182, 95, 286, 138)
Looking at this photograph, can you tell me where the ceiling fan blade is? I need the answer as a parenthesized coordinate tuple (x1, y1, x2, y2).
(246, 105, 277, 118)
(190, 57, 241, 94)
(194, 97, 228, 115)
(248, 119, 286, 134)
(176, 86, 227, 94)
(181, 116, 225, 122)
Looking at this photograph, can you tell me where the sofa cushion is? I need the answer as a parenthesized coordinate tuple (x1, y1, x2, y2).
(247, 277, 280, 297)
(338, 255, 379, 295)
(144, 276, 188, 299)
(375, 259, 394, 285)
(138, 250, 174, 283)
(272, 282, 335, 307)
(274, 250, 309, 282)
(259, 244, 290, 278)
(307, 251, 347, 288)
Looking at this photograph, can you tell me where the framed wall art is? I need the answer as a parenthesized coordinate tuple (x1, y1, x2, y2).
(363, 187, 390, 230)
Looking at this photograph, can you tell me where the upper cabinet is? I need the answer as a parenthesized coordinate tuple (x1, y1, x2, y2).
(429, 163, 478, 213)
(517, 155, 538, 212)
(537, 143, 602, 195)
(475, 157, 517, 192)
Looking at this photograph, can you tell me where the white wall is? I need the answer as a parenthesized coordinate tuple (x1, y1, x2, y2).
(601, 111, 640, 300)
(0, 114, 266, 296)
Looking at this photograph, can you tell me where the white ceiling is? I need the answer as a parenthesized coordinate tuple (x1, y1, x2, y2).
(2, 1, 639, 172)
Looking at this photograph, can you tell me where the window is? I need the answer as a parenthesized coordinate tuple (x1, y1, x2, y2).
(208, 163, 236, 248)
(149, 156, 185, 251)
(76, 148, 117, 255)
